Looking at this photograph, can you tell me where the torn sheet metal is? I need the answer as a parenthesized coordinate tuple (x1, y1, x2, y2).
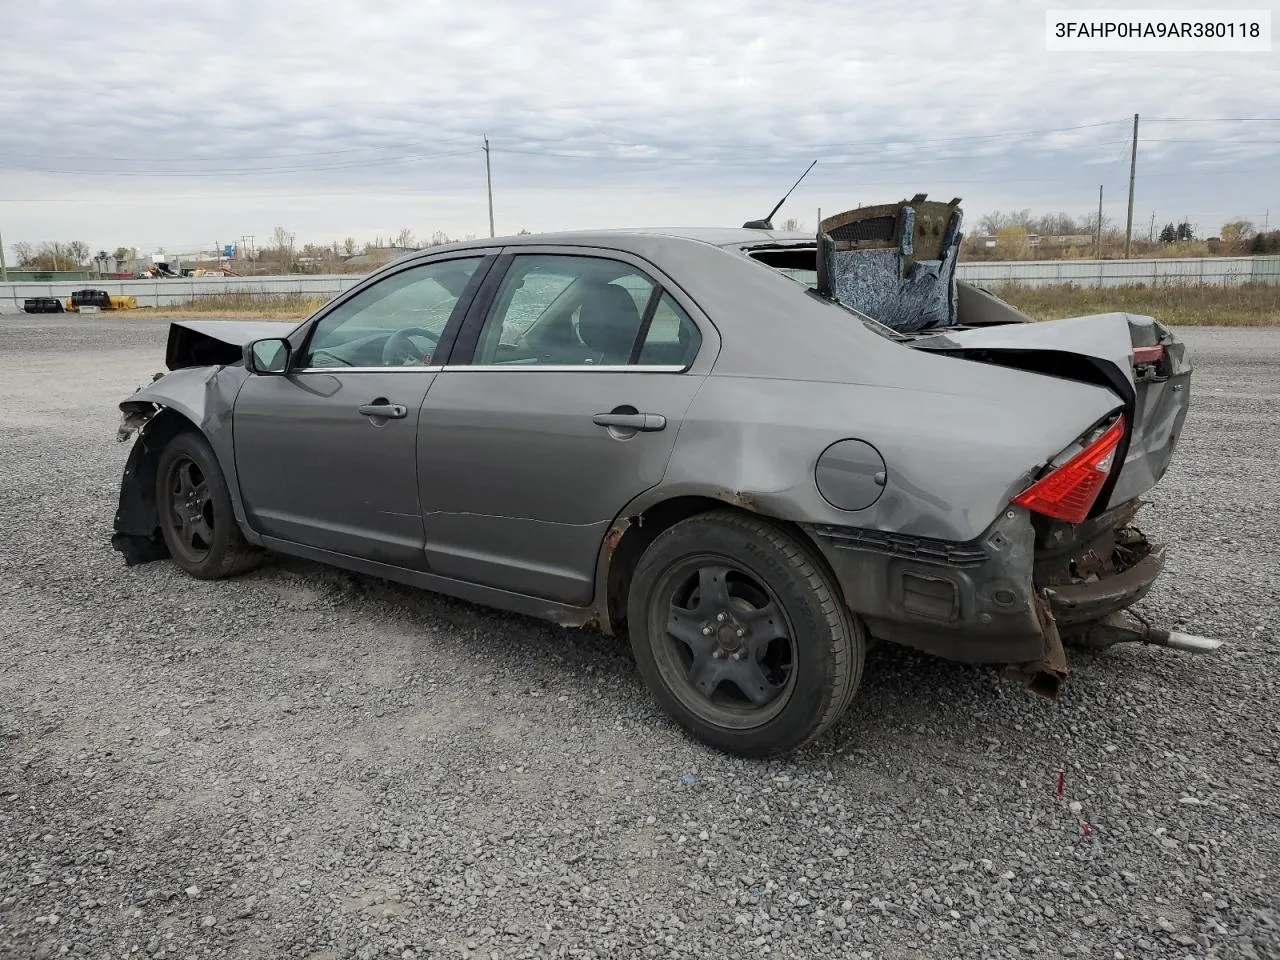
(912, 310, 1192, 511)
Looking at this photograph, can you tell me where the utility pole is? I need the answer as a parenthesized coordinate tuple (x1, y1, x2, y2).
(1096, 185, 1103, 258)
(1124, 113, 1138, 259)
(0, 225, 7, 282)
(484, 136, 495, 238)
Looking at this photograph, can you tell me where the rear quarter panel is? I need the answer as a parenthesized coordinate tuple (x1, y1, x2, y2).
(646, 367, 1122, 543)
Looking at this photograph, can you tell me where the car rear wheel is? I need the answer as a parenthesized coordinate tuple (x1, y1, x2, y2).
(627, 510, 864, 757)
(155, 431, 260, 580)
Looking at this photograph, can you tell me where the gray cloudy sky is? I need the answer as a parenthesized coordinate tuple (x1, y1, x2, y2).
(2, 0, 1277, 255)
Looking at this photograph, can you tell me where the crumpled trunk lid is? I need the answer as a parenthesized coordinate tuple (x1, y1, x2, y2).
(911, 311, 1192, 511)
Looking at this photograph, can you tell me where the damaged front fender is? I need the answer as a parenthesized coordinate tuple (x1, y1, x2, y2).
(111, 364, 252, 564)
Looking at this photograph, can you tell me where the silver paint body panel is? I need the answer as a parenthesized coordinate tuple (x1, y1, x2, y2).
(113, 228, 1189, 656)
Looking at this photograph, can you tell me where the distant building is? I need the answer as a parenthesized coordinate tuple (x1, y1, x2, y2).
(973, 233, 1096, 250)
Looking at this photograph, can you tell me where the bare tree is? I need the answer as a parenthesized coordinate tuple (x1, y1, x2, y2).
(977, 209, 1032, 235)
(342, 237, 357, 257)
(13, 240, 92, 270)
(780, 217, 806, 232)
(1081, 211, 1114, 237)
(1029, 212, 1081, 236)
(394, 227, 417, 249)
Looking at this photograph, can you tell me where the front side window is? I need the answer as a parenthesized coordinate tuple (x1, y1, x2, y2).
(471, 254, 695, 367)
(302, 257, 483, 368)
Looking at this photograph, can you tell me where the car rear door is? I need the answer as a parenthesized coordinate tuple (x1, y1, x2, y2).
(416, 247, 717, 604)
(233, 253, 494, 567)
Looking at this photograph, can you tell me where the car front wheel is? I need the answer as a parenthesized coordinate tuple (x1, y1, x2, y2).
(627, 510, 864, 757)
(155, 431, 260, 580)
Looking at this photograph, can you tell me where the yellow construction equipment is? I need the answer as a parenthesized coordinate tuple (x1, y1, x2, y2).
(65, 289, 137, 312)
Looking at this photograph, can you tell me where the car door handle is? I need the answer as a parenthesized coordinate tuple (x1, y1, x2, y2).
(357, 402, 408, 419)
(592, 412, 666, 431)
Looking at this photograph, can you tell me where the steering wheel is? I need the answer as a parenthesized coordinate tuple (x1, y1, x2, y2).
(381, 327, 441, 366)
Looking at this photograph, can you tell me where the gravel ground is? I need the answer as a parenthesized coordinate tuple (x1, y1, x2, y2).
(1, 316, 1277, 960)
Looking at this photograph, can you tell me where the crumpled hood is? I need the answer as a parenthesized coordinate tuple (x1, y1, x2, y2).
(165, 319, 299, 370)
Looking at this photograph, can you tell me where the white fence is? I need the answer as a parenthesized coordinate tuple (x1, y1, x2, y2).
(0, 274, 364, 314)
(4, 255, 1280, 313)
(955, 255, 1280, 289)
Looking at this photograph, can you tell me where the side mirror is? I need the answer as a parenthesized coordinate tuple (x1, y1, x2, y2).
(245, 337, 291, 375)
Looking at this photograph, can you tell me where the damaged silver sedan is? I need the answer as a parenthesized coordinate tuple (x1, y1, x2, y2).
(110, 200, 1215, 756)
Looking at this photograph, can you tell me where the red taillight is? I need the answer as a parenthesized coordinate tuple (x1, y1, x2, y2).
(1132, 344, 1165, 366)
(1012, 417, 1126, 524)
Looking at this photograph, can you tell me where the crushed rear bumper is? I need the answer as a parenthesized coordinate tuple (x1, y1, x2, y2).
(803, 501, 1167, 671)
(1043, 543, 1165, 628)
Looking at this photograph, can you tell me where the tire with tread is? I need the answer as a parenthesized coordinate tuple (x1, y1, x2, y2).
(155, 431, 261, 580)
(627, 509, 864, 757)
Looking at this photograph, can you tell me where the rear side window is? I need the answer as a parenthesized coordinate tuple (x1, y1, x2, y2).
(470, 254, 700, 368)
(636, 293, 701, 366)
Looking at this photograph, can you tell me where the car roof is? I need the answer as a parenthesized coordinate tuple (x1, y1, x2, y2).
(402, 227, 815, 261)
(387, 225, 852, 383)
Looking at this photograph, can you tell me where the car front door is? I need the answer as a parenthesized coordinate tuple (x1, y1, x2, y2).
(233, 253, 492, 567)
(416, 249, 715, 604)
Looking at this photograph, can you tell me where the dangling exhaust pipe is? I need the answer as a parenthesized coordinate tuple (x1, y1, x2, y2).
(1065, 610, 1224, 654)
(1142, 627, 1223, 653)
(1002, 601, 1223, 700)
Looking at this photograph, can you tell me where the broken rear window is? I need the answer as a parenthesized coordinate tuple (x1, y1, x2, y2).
(747, 245, 907, 342)
(748, 247, 817, 288)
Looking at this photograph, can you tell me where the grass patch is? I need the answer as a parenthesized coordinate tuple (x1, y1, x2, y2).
(168, 292, 330, 317)
(992, 282, 1280, 326)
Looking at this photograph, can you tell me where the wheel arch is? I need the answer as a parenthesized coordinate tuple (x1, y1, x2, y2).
(593, 492, 843, 635)
(111, 404, 250, 563)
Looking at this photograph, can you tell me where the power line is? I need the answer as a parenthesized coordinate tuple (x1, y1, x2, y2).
(0, 135, 479, 163)
(1137, 138, 1280, 144)
(1, 139, 1142, 177)
(483, 121, 1133, 156)
(1143, 117, 1280, 123)
(494, 119, 1130, 149)
(0, 119, 1132, 169)
(5, 117, 1276, 177)
(0, 149, 479, 177)
(488, 138, 1137, 166)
